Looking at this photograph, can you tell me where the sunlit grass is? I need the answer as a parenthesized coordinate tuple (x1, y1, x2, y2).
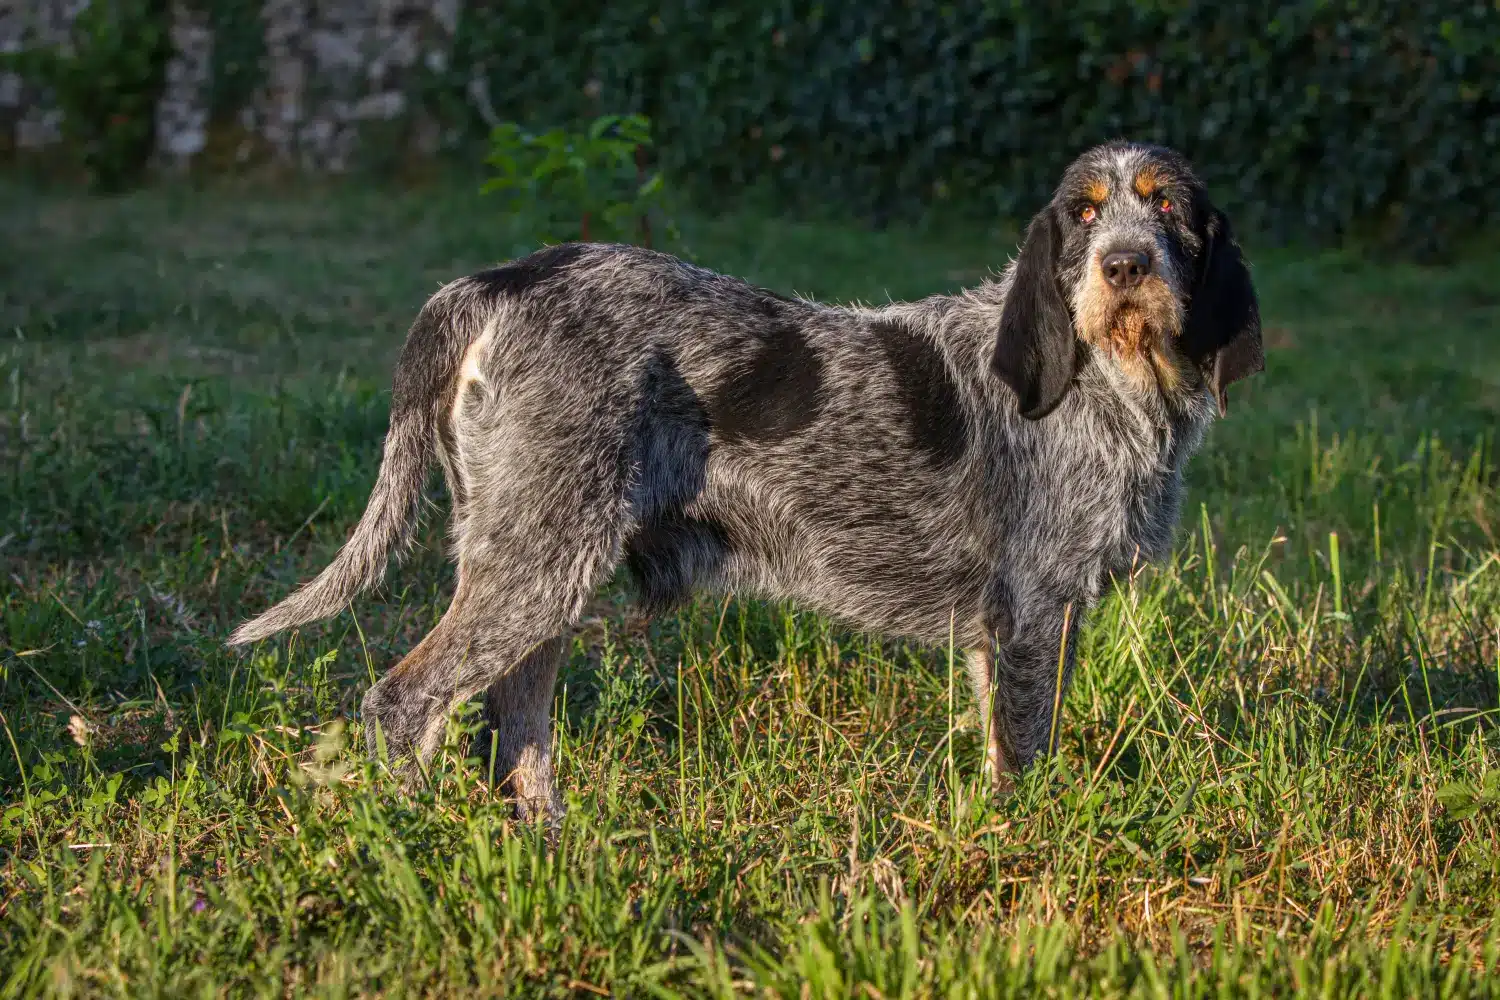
(1, 174, 1498, 996)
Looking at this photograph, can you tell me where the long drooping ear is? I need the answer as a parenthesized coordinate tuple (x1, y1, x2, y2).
(992, 208, 1076, 420)
(1181, 207, 1263, 416)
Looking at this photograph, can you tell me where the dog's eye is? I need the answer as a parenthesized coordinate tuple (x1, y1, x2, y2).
(1158, 196, 1172, 213)
(1079, 205, 1097, 224)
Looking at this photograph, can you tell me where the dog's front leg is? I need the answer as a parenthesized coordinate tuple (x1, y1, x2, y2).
(965, 643, 1012, 791)
(985, 594, 1083, 785)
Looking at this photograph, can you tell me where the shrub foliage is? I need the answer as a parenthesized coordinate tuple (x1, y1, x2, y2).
(445, 0, 1500, 247)
(6, 0, 1498, 246)
(481, 114, 670, 247)
(4, 0, 173, 191)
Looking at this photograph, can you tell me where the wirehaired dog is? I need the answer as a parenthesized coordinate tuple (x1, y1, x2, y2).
(229, 140, 1263, 819)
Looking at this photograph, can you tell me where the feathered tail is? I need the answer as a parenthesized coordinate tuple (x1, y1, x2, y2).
(227, 282, 480, 646)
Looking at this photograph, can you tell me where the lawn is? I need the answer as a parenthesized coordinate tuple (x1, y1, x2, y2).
(1, 173, 1498, 997)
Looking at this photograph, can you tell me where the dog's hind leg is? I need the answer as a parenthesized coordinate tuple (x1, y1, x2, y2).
(359, 559, 596, 787)
(361, 382, 636, 788)
(475, 633, 569, 822)
(355, 567, 506, 776)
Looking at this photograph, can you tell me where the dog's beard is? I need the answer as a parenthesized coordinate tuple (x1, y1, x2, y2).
(1120, 306, 1190, 395)
(1108, 305, 1155, 354)
(1075, 277, 1190, 394)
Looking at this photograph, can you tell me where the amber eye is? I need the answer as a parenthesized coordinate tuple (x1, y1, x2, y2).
(1079, 204, 1097, 224)
(1158, 196, 1172, 213)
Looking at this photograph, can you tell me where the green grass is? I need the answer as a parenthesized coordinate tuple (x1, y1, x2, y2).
(1, 173, 1499, 997)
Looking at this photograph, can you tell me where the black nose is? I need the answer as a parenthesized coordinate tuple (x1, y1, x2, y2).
(1101, 250, 1151, 289)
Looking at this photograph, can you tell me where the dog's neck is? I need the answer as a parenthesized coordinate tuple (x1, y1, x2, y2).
(924, 283, 1216, 573)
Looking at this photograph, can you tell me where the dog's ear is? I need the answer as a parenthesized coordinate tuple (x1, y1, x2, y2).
(993, 208, 1077, 420)
(1182, 207, 1263, 416)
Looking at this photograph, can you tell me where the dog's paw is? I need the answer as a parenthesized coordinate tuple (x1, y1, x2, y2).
(513, 793, 565, 847)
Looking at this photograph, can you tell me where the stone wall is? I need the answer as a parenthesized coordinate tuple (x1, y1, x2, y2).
(1, 0, 465, 170)
(0, 0, 87, 150)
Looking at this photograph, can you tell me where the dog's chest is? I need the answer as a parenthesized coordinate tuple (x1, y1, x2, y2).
(1052, 402, 1197, 581)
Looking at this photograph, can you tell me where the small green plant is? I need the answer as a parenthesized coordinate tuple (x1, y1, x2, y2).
(1438, 769, 1500, 822)
(481, 114, 674, 248)
(3, 0, 172, 192)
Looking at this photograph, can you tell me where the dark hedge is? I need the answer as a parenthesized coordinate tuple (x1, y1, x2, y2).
(441, 1, 1499, 248)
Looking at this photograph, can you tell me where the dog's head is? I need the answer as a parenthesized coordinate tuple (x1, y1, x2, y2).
(992, 141, 1263, 419)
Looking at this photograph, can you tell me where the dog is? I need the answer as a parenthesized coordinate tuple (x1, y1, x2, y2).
(228, 140, 1263, 819)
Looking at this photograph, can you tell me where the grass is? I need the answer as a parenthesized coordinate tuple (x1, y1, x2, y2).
(1, 171, 1499, 997)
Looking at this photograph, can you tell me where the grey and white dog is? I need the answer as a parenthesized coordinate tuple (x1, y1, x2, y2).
(229, 140, 1263, 818)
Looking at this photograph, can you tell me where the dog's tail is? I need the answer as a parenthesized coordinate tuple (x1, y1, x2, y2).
(227, 281, 485, 647)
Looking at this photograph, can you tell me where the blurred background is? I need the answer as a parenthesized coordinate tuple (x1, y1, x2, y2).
(3, 1, 1497, 252)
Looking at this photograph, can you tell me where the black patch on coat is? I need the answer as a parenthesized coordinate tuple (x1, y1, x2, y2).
(623, 515, 731, 614)
(751, 285, 801, 308)
(708, 305, 826, 444)
(469, 243, 590, 300)
(630, 350, 712, 519)
(871, 319, 968, 467)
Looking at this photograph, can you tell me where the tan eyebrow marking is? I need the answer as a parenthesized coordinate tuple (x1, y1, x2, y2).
(1084, 179, 1109, 203)
(1134, 166, 1165, 197)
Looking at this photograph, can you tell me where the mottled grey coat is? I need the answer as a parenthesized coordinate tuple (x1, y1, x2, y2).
(229, 141, 1264, 818)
